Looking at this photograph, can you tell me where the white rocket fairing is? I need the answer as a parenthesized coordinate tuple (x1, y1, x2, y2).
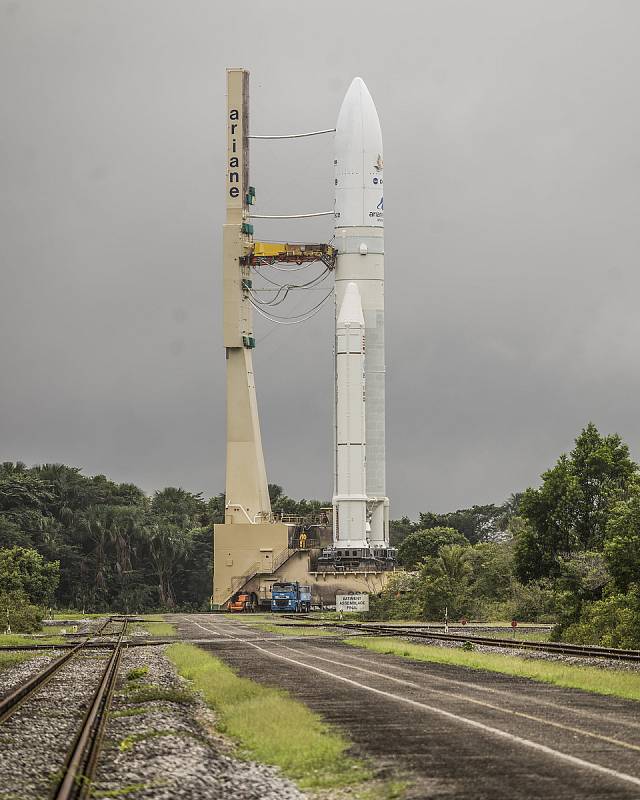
(333, 77, 389, 549)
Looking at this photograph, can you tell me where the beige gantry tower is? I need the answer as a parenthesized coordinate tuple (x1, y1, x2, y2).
(212, 69, 290, 608)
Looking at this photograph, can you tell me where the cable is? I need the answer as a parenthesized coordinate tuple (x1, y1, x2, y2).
(248, 128, 335, 140)
(251, 265, 329, 292)
(250, 289, 333, 324)
(249, 269, 329, 307)
(264, 261, 319, 272)
(250, 211, 333, 219)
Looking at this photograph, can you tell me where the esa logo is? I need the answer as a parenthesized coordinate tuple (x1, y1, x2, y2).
(373, 177, 383, 185)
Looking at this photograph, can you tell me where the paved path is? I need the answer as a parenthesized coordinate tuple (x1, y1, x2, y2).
(174, 614, 640, 799)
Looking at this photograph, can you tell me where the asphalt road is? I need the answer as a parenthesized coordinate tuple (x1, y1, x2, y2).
(174, 614, 640, 799)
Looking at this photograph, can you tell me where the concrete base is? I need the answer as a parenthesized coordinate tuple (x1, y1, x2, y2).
(238, 549, 396, 607)
(213, 522, 290, 607)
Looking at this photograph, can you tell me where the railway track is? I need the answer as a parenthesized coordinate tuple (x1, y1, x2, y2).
(281, 617, 640, 662)
(0, 617, 127, 799)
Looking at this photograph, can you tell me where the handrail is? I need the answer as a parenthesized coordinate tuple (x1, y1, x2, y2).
(272, 547, 296, 572)
(230, 560, 260, 593)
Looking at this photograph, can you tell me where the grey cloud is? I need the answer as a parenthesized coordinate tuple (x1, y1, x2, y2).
(2, 0, 640, 516)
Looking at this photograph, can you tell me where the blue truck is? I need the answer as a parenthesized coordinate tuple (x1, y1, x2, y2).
(271, 581, 312, 613)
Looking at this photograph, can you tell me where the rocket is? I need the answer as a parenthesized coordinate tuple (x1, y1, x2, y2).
(333, 282, 368, 548)
(332, 78, 389, 550)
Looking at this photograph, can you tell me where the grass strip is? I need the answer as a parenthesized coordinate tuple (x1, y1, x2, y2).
(0, 651, 33, 672)
(244, 621, 334, 637)
(167, 643, 370, 790)
(0, 633, 65, 646)
(347, 637, 640, 702)
(133, 616, 176, 637)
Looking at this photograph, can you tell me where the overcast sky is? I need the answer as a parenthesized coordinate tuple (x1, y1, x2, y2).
(2, 1, 640, 516)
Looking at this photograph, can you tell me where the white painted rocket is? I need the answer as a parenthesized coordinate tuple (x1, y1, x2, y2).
(333, 78, 389, 550)
(333, 282, 368, 548)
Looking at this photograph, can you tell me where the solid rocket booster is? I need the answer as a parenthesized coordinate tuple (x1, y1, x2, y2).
(333, 282, 368, 548)
(333, 77, 389, 548)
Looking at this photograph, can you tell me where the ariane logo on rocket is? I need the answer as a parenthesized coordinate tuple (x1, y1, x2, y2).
(369, 196, 383, 219)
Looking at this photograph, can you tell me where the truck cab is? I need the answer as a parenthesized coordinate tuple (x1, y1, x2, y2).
(229, 592, 255, 613)
(270, 582, 311, 613)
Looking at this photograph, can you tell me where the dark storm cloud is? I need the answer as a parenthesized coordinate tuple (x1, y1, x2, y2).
(2, 0, 640, 515)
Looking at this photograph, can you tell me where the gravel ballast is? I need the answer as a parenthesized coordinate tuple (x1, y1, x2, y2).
(0, 648, 115, 799)
(403, 635, 640, 672)
(92, 645, 306, 800)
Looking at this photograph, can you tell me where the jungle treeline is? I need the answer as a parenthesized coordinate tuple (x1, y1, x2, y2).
(2, 422, 639, 647)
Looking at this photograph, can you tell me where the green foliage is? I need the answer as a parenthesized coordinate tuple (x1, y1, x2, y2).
(559, 586, 640, 648)
(604, 491, 640, 591)
(0, 590, 43, 632)
(467, 541, 513, 602)
(0, 462, 213, 612)
(518, 423, 637, 581)
(268, 483, 328, 519)
(364, 573, 421, 620)
(0, 546, 59, 605)
(390, 495, 522, 549)
(397, 527, 468, 569)
(501, 579, 558, 622)
(418, 545, 473, 620)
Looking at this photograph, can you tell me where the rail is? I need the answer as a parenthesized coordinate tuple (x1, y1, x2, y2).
(52, 621, 127, 799)
(0, 617, 128, 799)
(0, 615, 116, 721)
(329, 622, 640, 662)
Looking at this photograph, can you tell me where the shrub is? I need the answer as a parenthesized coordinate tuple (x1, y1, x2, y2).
(0, 590, 43, 633)
(557, 586, 640, 648)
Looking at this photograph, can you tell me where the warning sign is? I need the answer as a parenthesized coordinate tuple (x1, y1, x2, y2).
(336, 593, 369, 613)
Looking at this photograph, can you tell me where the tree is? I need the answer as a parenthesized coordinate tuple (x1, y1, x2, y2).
(519, 424, 637, 580)
(560, 587, 640, 649)
(0, 547, 59, 605)
(417, 504, 508, 543)
(147, 520, 191, 608)
(418, 544, 473, 619)
(570, 423, 636, 550)
(468, 541, 514, 602)
(397, 527, 468, 569)
(604, 492, 640, 591)
(389, 516, 416, 548)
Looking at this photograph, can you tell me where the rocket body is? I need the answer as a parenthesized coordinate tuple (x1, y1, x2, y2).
(333, 283, 368, 548)
(333, 77, 389, 549)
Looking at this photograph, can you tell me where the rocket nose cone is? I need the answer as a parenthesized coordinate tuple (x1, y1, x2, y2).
(334, 76, 383, 229)
(336, 77, 382, 146)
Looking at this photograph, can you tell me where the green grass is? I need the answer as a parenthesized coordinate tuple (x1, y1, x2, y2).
(475, 629, 551, 642)
(167, 643, 371, 790)
(92, 782, 163, 798)
(0, 651, 33, 672)
(124, 683, 195, 705)
(348, 637, 640, 702)
(131, 616, 176, 637)
(126, 666, 149, 681)
(40, 624, 74, 636)
(0, 632, 66, 646)
(243, 620, 334, 637)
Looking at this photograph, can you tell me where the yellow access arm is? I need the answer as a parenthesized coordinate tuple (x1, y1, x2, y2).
(246, 242, 337, 268)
